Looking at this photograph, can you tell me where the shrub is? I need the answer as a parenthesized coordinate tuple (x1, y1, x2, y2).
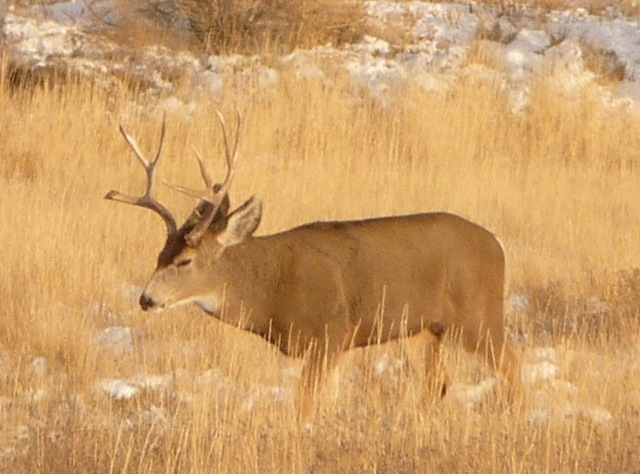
(175, 0, 366, 54)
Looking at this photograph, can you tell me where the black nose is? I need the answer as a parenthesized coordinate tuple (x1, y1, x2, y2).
(139, 293, 156, 311)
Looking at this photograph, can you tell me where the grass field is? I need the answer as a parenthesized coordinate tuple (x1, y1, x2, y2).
(1, 52, 640, 472)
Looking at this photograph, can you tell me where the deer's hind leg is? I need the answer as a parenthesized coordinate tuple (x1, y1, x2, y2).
(403, 324, 448, 401)
(461, 321, 523, 403)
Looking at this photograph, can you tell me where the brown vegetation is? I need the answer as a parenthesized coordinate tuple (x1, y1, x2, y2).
(0, 48, 639, 471)
(153, 0, 366, 53)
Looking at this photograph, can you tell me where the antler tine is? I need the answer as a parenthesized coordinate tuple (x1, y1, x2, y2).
(105, 117, 178, 237)
(153, 113, 167, 164)
(163, 147, 215, 202)
(214, 106, 242, 195)
(193, 147, 213, 189)
(232, 105, 242, 155)
(180, 109, 242, 246)
(214, 109, 232, 171)
(118, 125, 149, 167)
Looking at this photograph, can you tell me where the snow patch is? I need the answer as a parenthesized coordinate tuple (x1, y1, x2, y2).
(529, 347, 557, 362)
(373, 353, 406, 378)
(529, 389, 612, 426)
(508, 293, 531, 313)
(239, 385, 293, 413)
(140, 405, 169, 427)
(449, 377, 498, 407)
(5, 0, 640, 115)
(98, 326, 136, 354)
(522, 347, 613, 426)
(99, 379, 138, 400)
(98, 373, 174, 400)
(194, 368, 293, 412)
(30, 357, 48, 377)
(522, 361, 558, 385)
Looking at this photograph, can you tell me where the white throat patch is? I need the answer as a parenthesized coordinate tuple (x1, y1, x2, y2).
(194, 296, 221, 316)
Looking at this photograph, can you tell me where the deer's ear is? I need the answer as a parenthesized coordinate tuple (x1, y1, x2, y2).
(216, 196, 262, 247)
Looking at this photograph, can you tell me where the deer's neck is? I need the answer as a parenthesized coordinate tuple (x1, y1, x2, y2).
(211, 236, 288, 337)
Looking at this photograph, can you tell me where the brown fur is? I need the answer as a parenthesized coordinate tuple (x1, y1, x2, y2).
(139, 199, 523, 423)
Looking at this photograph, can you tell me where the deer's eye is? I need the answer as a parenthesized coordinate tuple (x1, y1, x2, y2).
(176, 259, 193, 268)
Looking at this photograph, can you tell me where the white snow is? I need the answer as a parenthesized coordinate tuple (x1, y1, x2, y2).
(98, 373, 175, 400)
(508, 293, 531, 314)
(445, 345, 613, 427)
(99, 379, 139, 400)
(28, 0, 119, 28)
(30, 357, 48, 377)
(98, 326, 136, 354)
(529, 388, 613, 426)
(130, 374, 174, 391)
(5, 0, 640, 113)
(238, 385, 293, 413)
(193, 368, 294, 413)
(140, 405, 170, 427)
(522, 361, 558, 384)
(4, 14, 79, 62)
(373, 353, 406, 378)
(503, 29, 550, 80)
(449, 377, 498, 407)
(528, 347, 557, 362)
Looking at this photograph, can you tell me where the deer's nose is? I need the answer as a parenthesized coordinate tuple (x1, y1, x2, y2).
(139, 293, 157, 311)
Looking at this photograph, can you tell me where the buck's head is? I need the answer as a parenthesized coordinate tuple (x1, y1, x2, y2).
(106, 110, 262, 314)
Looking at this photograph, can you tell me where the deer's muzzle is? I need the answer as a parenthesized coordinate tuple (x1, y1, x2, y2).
(139, 293, 159, 311)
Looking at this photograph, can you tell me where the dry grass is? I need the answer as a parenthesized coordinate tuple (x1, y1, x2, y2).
(580, 40, 627, 85)
(142, 0, 366, 54)
(7, 0, 366, 55)
(0, 56, 640, 472)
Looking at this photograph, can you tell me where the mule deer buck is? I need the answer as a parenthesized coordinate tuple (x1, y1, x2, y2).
(106, 111, 523, 423)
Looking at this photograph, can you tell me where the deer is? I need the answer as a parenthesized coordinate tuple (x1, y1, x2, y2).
(105, 111, 523, 424)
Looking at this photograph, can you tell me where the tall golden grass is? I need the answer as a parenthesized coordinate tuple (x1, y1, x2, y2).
(0, 54, 639, 472)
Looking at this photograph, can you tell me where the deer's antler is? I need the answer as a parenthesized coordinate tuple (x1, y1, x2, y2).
(165, 108, 242, 246)
(105, 116, 178, 236)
